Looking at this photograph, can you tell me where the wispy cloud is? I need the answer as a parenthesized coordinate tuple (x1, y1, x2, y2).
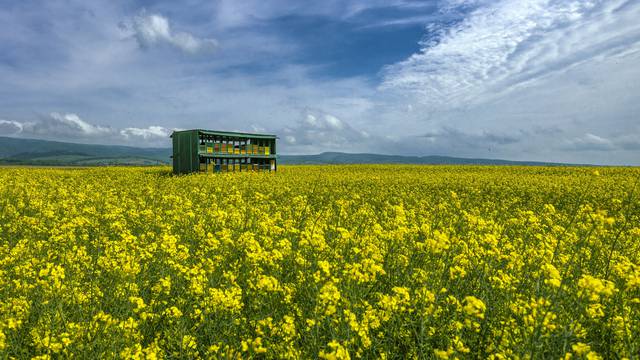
(211, 0, 440, 29)
(370, 0, 640, 164)
(357, 14, 442, 29)
(382, 0, 640, 107)
(124, 11, 218, 54)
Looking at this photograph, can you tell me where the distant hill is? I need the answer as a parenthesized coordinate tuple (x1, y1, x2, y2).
(278, 152, 580, 166)
(0, 136, 171, 165)
(0, 136, 581, 167)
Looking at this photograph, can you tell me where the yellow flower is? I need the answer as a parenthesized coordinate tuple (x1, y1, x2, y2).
(542, 263, 562, 288)
(163, 306, 183, 318)
(319, 340, 350, 360)
(182, 335, 197, 350)
(572, 343, 591, 356)
(318, 282, 341, 316)
(256, 275, 281, 292)
(463, 296, 486, 319)
(578, 275, 616, 301)
(586, 351, 602, 360)
(434, 348, 453, 359)
(242, 337, 267, 354)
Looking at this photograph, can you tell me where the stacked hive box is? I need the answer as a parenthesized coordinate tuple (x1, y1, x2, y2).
(171, 129, 278, 174)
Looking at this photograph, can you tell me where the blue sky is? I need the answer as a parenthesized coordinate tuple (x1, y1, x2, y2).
(0, 0, 639, 164)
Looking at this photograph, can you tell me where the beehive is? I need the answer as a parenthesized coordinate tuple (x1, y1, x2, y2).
(171, 129, 277, 174)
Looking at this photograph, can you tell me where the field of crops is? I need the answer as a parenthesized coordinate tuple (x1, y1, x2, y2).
(0, 165, 639, 359)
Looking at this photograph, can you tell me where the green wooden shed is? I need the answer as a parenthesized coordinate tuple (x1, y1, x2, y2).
(171, 129, 277, 175)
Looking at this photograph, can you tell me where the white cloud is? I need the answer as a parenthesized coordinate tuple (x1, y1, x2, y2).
(48, 112, 111, 136)
(324, 114, 345, 130)
(120, 126, 172, 139)
(563, 133, 614, 151)
(129, 12, 218, 54)
(281, 110, 368, 151)
(382, 0, 640, 108)
(0, 120, 23, 135)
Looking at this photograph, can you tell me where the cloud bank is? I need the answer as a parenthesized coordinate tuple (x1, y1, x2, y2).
(374, 0, 640, 164)
(0, 113, 173, 147)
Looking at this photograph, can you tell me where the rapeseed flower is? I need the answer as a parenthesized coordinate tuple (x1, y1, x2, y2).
(0, 165, 638, 358)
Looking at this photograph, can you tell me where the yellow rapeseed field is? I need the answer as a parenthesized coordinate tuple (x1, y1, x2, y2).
(0, 165, 639, 359)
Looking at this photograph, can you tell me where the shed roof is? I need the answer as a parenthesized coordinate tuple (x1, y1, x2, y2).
(171, 129, 278, 139)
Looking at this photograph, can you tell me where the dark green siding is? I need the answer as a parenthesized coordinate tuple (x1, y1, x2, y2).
(172, 130, 199, 174)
